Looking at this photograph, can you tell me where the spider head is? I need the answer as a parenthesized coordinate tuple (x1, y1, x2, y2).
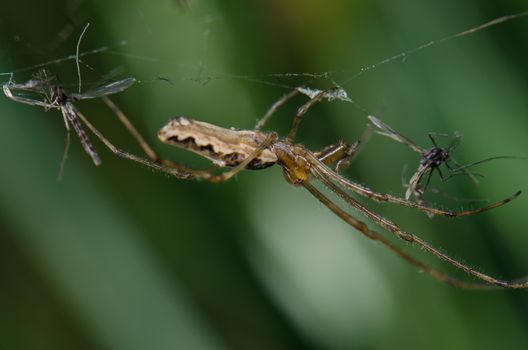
(282, 167, 308, 185)
(279, 147, 311, 185)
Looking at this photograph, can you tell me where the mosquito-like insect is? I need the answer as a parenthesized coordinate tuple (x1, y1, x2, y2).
(3, 71, 136, 166)
(368, 115, 522, 209)
(58, 84, 525, 289)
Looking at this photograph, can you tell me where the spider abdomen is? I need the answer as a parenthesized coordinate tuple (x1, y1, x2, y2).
(158, 116, 278, 169)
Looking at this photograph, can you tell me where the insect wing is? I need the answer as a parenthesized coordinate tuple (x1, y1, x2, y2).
(405, 163, 430, 200)
(72, 77, 136, 100)
(447, 131, 464, 151)
(368, 115, 425, 154)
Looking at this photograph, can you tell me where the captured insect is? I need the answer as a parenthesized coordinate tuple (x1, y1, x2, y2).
(2, 23, 159, 176)
(3, 71, 137, 167)
(368, 115, 523, 210)
(63, 83, 525, 289)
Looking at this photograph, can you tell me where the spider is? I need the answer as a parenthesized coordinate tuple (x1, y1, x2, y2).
(48, 85, 525, 290)
(4, 11, 528, 289)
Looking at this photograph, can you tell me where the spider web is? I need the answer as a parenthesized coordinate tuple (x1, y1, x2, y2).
(2, 0, 528, 312)
(2, 9, 527, 113)
(1, 5, 527, 186)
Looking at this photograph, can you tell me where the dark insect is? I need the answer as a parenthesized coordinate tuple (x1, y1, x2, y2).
(367, 115, 520, 209)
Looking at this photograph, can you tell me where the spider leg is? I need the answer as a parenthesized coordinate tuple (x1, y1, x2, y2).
(307, 167, 528, 288)
(337, 124, 376, 173)
(102, 96, 159, 162)
(255, 89, 300, 130)
(314, 141, 359, 173)
(305, 152, 521, 218)
(98, 95, 215, 173)
(76, 109, 200, 179)
(77, 109, 278, 183)
(287, 91, 325, 142)
(99, 96, 192, 171)
(257, 86, 350, 142)
(302, 182, 498, 289)
(335, 142, 358, 173)
(316, 123, 374, 173)
(202, 133, 278, 183)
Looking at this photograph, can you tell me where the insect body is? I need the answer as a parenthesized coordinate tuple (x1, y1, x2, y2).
(368, 115, 471, 203)
(3, 73, 136, 166)
(407, 139, 453, 199)
(367, 115, 523, 211)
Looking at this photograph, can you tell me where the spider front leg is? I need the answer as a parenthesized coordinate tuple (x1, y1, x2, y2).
(255, 86, 343, 143)
(255, 89, 300, 130)
(287, 91, 325, 142)
(98, 98, 280, 183)
(100, 97, 201, 175)
(199, 132, 278, 183)
(102, 97, 159, 162)
(255, 86, 324, 141)
(316, 123, 375, 174)
(90, 97, 215, 178)
(77, 108, 278, 183)
(314, 141, 359, 173)
(76, 109, 198, 179)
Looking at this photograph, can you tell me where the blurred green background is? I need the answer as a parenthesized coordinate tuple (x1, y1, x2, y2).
(1, 1, 528, 349)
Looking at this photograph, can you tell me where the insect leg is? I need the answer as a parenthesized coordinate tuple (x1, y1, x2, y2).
(63, 104, 101, 166)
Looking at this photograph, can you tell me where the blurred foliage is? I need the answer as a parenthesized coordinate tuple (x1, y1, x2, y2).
(1, 1, 528, 349)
